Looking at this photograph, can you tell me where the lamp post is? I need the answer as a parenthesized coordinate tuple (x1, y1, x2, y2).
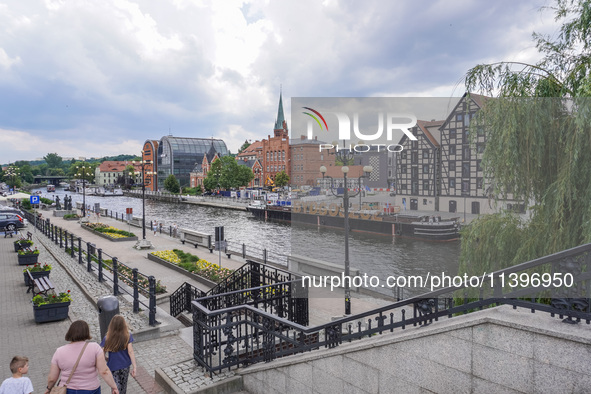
(133, 156, 154, 249)
(75, 164, 92, 218)
(320, 162, 373, 315)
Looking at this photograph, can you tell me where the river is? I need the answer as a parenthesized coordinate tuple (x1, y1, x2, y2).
(35, 187, 461, 297)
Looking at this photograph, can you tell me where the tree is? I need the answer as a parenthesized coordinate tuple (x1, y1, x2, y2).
(203, 156, 254, 190)
(459, 0, 591, 277)
(238, 140, 251, 154)
(164, 174, 180, 193)
(44, 153, 63, 169)
(274, 170, 290, 188)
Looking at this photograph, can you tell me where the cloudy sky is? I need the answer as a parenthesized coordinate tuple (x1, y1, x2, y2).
(0, 0, 558, 164)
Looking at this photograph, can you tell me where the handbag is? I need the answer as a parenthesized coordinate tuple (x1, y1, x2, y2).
(50, 341, 89, 394)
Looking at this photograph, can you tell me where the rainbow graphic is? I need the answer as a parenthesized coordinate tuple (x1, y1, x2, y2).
(302, 107, 328, 131)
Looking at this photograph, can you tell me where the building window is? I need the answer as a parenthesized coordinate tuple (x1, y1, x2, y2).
(411, 152, 418, 164)
(462, 162, 470, 178)
(476, 160, 483, 172)
(477, 143, 485, 154)
(449, 179, 456, 189)
(422, 164, 429, 173)
(477, 177, 483, 189)
(411, 181, 418, 195)
(463, 146, 471, 160)
(400, 165, 407, 174)
(456, 114, 463, 122)
(449, 129, 456, 139)
(449, 161, 455, 172)
(411, 141, 418, 150)
(423, 180, 429, 191)
(462, 180, 470, 194)
(450, 145, 456, 155)
(401, 151, 407, 159)
(411, 167, 418, 178)
(422, 150, 429, 159)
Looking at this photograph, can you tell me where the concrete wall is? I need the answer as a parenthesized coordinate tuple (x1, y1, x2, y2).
(238, 306, 591, 393)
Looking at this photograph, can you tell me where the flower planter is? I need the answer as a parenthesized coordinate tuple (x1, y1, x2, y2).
(24, 270, 50, 287)
(33, 302, 70, 323)
(18, 254, 39, 265)
(14, 242, 32, 252)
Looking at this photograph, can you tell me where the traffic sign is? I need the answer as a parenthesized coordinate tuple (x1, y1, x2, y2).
(30, 195, 40, 205)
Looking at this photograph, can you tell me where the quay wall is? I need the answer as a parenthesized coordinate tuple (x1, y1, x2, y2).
(237, 305, 591, 394)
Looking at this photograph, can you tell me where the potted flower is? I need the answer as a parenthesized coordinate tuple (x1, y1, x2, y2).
(32, 291, 72, 323)
(23, 263, 52, 286)
(13, 239, 33, 252)
(17, 247, 40, 265)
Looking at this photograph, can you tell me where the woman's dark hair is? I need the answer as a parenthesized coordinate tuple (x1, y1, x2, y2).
(65, 320, 92, 342)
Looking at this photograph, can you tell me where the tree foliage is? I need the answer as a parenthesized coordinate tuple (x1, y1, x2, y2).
(274, 170, 290, 188)
(203, 156, 254, 190)
(44, 153, 63, 169)
(164, 174, 180, 193)
(460, 0, 591, 276)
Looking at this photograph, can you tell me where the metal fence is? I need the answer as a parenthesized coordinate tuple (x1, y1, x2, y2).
(192, 242, 591, 374)
(24, 211, 161, 326)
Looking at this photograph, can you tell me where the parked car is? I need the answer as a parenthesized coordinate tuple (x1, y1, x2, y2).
(0, 213, 27, 231)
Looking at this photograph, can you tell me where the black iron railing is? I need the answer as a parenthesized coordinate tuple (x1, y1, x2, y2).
(193, 242, 591, 374)
(24, 211, 161, 326)
(170, 261, 309, 326)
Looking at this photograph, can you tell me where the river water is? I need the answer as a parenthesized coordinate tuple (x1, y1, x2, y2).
(35, 187, 461, 297)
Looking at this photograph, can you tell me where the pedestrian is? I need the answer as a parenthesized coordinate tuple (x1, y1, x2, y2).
(100, 315, 137, 394)
(0, 356, 33, 394)
(152, 221, 158, 236)
(173, 223, 178, 238)
(45, 320, 119, 394)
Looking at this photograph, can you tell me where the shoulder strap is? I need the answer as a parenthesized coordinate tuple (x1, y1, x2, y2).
(64, 341, 89, 386)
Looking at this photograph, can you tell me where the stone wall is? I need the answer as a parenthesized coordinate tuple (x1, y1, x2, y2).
(237, 305, 591, 393)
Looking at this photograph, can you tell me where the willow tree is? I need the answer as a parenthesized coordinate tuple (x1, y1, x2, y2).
(459, 0, 591, 276)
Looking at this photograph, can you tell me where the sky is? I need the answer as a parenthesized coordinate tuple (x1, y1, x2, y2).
(0, 0, 559, 164)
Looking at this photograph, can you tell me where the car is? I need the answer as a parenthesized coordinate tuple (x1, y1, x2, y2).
(0, 213, 27, 231)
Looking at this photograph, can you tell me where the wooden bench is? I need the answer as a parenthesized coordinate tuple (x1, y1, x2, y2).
(27, 231, 32, 240)
(26, 269, 55, 296)
(4, 230, 15, 238)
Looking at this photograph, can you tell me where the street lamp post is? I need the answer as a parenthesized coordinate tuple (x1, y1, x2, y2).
(5, 166, 20, 191)
(134, 156, 153, 249)
(75, 164, 92, 219)
(320, 163, 373, 315)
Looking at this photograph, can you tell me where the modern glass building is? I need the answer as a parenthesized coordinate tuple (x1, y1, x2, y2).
(157, 136, 228, 190)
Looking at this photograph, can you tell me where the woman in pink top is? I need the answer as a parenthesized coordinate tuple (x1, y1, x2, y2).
(44, 320, 119, 394)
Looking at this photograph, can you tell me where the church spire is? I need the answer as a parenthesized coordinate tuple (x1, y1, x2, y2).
(273, 89, 288, 137)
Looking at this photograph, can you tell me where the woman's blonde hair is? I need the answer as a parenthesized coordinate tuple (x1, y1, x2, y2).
(103, 315, 130, 352)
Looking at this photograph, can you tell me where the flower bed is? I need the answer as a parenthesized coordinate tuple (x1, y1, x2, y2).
(149, 249, 233, 285)
(81, 223, 138, 242)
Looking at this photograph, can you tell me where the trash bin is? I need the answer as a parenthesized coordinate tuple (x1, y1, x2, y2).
(97, 295, 120, 340)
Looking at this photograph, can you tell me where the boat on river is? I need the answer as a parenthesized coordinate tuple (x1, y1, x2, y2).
(46, 184, 56, 192)
(95, 186, 124, 197)
(247, 200, 460, 241)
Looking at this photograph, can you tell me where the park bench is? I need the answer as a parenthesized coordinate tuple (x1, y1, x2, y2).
(26, 269, 55, 296)
(27, 231, 32, 240)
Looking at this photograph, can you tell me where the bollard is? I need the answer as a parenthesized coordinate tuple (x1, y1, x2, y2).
(87, 243, 93, 272)
(263, 248, 267, 264)
(242, 243, 246, 259)
(97, 295, 120, 340)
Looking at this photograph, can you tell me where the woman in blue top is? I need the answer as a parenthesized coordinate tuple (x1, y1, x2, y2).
(100, 315, 137, 394)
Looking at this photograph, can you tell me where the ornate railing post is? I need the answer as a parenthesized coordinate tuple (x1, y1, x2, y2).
(78, 237, 82, 264)
(64, 230, 68, 251)
(87, 242, 93, 272)
(112, 257, 120, 295)
(149, 276, 157, 326)
(97, 249, 104, 282)
(132, 268, 139, 313)
(59, 228, 63, 248)
(70, 234, 75, 257)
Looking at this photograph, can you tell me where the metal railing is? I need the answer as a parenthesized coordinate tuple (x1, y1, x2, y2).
(24, 211, 161, 326)
(192, 242, 591, 374)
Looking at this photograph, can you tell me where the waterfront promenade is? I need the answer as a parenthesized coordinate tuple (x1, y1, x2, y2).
(0, 211, 391, 393)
